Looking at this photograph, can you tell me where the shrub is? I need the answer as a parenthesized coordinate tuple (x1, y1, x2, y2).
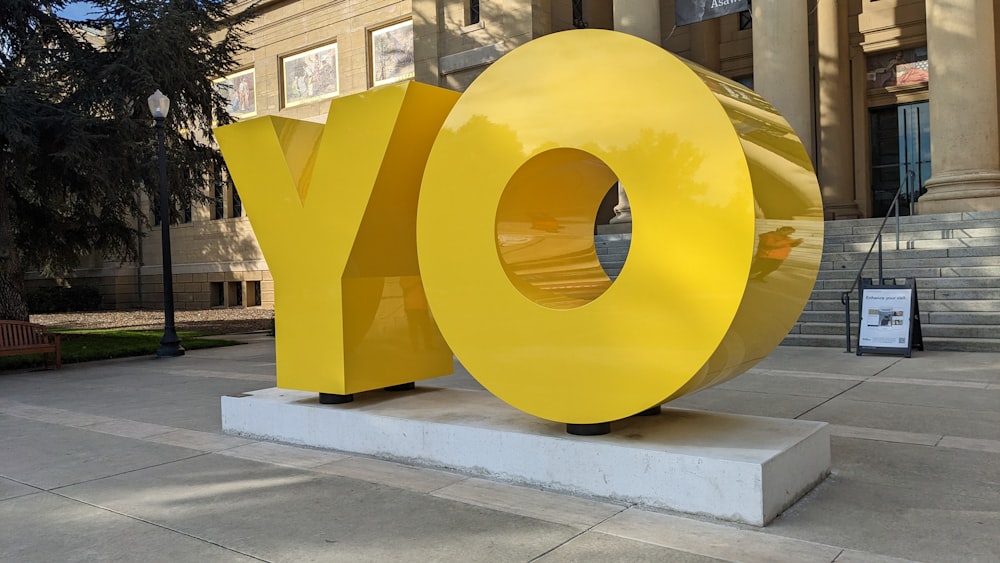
(26, 286, 103, 313)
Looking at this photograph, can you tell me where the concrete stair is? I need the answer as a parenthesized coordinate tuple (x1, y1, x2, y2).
(786, 210, 1000, 351)
(596, 210, 1000, 352)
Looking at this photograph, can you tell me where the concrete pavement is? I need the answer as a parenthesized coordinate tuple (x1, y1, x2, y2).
(0, 336, 997, 562)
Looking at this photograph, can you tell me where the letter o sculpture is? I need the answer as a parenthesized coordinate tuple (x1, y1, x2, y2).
(418, 29, 823, 424)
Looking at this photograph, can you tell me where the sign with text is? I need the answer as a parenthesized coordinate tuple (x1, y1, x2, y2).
(857, 279, 923, 357)
(675, 0, 750, 26)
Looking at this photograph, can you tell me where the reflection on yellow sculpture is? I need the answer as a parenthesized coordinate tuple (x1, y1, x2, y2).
(215, 29, 822, 424)
(215, 82, 459, 395)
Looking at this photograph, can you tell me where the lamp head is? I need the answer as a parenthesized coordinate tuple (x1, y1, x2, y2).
(148, 90, 170, 119)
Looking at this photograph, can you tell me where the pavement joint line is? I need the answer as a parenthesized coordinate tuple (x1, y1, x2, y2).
(794, 378, 868, 420)
(829, 425, 1000, 454)
(756, 369, 995, 391)
(753, 369, 868, 382)
(43, 452, 212, 494)
(592, 507, 865, 563)
(829, 425, 942, 447)
(45, 488, 272, 562)
(791, 355, 971, 421)
(865, 376, 993, 389)
(818, 393, 1000, 415)
(526, 506, 630, 562)
(937, 435, 1000, 454)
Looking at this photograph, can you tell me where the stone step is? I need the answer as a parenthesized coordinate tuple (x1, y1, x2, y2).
(823, 224, 1000, 242)
(796, 309, 1000, 324)
(925, 311, 1000, 324)
(781, 333, 1000, 352)
(806, 298, 1000, 313)
(809, 287, 1000, 305)
(820, 246, 1000, 262)
(817, 265, 1000, 280)
(780, 333, 849, 348)
(812, 276, 1000, 291)
(825, 236, 1000, 253)
(795, 321, 1000, 339)
(926, 287, 1000, 299)
(822, 211, 1000, 235)
(823, 253, 1000, 268)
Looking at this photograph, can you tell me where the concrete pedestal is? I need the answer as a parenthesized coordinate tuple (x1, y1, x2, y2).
(222, 386, 830, 526)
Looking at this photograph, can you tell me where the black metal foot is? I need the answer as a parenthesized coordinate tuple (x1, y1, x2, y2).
(566, 422, 611, 436)
(635, 405, 661, 417)
(319, 392, 354, 404)
(384, 382, 416, 391)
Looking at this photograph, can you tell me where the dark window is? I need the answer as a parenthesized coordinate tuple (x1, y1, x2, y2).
(210, 282, 225, 306)
(739, 1, 752, 30)
(152, 196, 161, 226)
(468, 0, 480, 25)
(248, 281, 262, 306)
(572, 0, 587, 28)
(182, 198, 192, 223)
(870, 101, 931, 217)
(230, 179, 242, 218)
(229, 281, 243, 306)
(213, 174, 225, 220)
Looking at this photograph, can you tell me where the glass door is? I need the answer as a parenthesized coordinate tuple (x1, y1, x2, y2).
(870, 101, 930, 217)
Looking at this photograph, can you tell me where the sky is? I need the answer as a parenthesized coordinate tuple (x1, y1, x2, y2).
(58, 2, 99, 21)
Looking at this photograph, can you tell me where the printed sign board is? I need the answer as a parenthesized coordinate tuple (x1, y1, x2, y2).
(675, 0, 750, 26)
(857, 278, 923, 357)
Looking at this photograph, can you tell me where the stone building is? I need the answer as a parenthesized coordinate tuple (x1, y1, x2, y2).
(51, 0, 1000, 310)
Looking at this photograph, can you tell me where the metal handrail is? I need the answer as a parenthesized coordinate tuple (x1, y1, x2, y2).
(840, 171, 915, 352)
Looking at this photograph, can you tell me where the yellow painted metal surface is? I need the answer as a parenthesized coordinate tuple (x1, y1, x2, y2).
(417, 30, 823, 423)
(214, 30, 821, 424)
(214, 82, 459, 395)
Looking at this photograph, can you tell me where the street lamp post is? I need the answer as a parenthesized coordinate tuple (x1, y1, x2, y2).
(148, 89, 184, 357)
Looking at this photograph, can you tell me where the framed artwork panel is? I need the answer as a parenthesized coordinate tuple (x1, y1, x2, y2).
(283, 43, 340, 108)
(371, 20, 415, 87)
(214, 68, 256, 118)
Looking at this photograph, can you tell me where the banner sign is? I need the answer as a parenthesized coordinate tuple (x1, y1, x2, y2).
(675, 0, 750, 27)
(857, 278, 923, 358)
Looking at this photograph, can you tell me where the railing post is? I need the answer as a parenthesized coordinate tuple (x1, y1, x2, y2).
(840, 174, 908, 356)
(842, 290, 852, 352)
(877, 233, 883, 282)
(900, 199, 908, 250)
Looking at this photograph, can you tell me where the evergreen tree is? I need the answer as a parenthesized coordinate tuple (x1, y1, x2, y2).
(0, 0, 252, 320)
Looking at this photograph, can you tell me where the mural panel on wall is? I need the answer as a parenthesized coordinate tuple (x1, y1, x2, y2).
(283, 43, 340, 108)
(371, 20, 415, 87)
(215, 68, 256, 118)
(867, 47, 929, 89)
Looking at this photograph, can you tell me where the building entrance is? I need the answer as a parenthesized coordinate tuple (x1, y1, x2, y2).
(870, 101, 931, 217)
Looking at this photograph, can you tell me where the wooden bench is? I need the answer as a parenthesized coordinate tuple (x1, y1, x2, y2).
(0, 320, 62, 369)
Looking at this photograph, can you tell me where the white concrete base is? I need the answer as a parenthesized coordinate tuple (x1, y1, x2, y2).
(222, 386, 830, 526)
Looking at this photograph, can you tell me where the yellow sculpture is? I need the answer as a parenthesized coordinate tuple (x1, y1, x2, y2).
(216, 29, 822, 425)
(215, 82, 459, 398)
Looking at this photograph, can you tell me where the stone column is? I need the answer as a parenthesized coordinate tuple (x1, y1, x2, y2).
(411, 0, 442, 87)
(610, 0, 661, 224)
(918, 0, 1000, 214)
(752, 0, 813, 163)
(613, 0, 661, 43)
(689, 18, 721, 71)
(815, 0, 859, 218)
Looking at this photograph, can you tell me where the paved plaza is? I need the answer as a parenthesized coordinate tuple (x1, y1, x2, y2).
(1, 335, 997, 562)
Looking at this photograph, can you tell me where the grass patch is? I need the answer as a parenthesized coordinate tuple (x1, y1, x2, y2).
(0, 329, 243, 371)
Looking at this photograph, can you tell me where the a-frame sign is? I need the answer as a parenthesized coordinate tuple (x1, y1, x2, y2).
(857, 277, 924, 358)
